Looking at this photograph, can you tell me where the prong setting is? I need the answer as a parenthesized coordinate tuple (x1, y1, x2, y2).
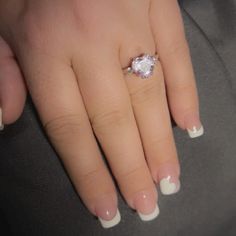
(125, 54, 158, 79)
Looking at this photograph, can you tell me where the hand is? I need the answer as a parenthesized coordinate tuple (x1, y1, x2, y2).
(0, 0, 203, 228)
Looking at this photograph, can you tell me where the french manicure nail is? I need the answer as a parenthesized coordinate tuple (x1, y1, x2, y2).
(187, 126, 204, 138)
(133, 191, 159, 221)
(160, 176, 180, 195)
(185, 113, 204, 138)
(98, 209, 121, 229)
(95, 197, 121, 228)
(0, 108, 4, 131)
(157, 163, 180, 195)
(138, 204, 160, 221)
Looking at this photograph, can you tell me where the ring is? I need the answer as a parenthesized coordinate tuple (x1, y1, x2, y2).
(123, 54, 159, 79)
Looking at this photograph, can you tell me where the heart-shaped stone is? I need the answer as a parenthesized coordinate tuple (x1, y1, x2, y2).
(131, 54, 157, 79)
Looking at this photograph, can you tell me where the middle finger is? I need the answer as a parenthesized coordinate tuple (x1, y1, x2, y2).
(73, 45, 159, 221)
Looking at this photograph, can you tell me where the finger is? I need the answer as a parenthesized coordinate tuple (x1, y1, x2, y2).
(124, 52, 180, 195)
(74, 46, 159, 221)
(150, 0, 204, 138)
(18, 53, 121, 228)
(0, 36, 26, 129)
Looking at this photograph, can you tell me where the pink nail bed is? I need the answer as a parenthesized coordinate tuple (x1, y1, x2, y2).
(95, 196, 121, 228)
(133, 190, 159, 221)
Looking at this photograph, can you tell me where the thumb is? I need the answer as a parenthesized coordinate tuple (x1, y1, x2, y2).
(0, 36, 26, 129)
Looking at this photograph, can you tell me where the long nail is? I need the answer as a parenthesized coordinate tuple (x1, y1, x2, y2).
(187, 126, 204, 138)
(185, 113, 204, 138)
(133, 191, 159, 221)
(158, 163, 180, 195)
(95, 196, 121, 228)
(0, 108, 4, 131)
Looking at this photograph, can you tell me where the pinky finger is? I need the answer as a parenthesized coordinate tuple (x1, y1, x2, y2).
(0, 36, 26, 129)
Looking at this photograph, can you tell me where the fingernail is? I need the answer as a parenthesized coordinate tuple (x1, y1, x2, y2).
(98, 210, 121, 229)
(187, 126, 204, 138)
(138, 204, 160, 221)
(95, 197, 121, 229)
(133, 191, 159, 221)
(185, 113, 204, 138)
(0, 108, 4, 131)
(158, 163, 180, 195)
(160, 176, 180, 195)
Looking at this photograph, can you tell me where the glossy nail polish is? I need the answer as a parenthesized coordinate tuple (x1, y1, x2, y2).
(185, 113, 204, 138)
(187, 126, 204, 138)
(95, 197, 121, 228)
(158, 163, 180, 195)
(98, 210, 121, 229)
(133, 191, 159, 221)
(138, 204, 160, 221)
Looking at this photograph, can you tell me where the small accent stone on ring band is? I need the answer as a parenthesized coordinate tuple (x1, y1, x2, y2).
(123, 53, 159, 79)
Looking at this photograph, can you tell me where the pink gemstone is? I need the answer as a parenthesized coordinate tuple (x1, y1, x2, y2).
(132, 55, 156, 79)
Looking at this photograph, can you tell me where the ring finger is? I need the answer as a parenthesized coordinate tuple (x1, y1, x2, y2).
(122, 45, 180, 195)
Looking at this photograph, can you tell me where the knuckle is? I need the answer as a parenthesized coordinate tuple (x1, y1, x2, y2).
(44, 114, 85, 142)
(165, 38, 189, 57)
(130, 78, 165, 105)
(119, 165, 146, 181)
(17, 11, 54, 52)
(168, 80, 195, 93)
(117, 164, 153, 192)
(18, 14, 44, 50)
(75, 166, 115, 199)
(148, 131, 173, 148)
(91, 107, 131, 134)
(76, 166, 105, 186)
(73, 1, 120, 40)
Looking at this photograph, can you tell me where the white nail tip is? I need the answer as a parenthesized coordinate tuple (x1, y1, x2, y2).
(160, 177, 180, 195)
(138, 205, 160, 221)
(0, 108, 4, 131)
(99, 210, 121, 229)
(187, 126, 204, 138)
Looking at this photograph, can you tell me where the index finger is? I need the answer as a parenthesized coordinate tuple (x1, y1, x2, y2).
(150, 0, 204, 138)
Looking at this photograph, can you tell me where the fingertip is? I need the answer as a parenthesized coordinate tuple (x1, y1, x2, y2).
(1, 94, 26, 125)
(182, 112, 204, 138)
(170, 105, 204, 138)
(98, 209, 121, 229)
(94, 195, 121, 228)
(0, 59, 27, 125)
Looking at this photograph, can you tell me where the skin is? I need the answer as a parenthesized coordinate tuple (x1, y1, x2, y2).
(0, 0, 202, 226)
